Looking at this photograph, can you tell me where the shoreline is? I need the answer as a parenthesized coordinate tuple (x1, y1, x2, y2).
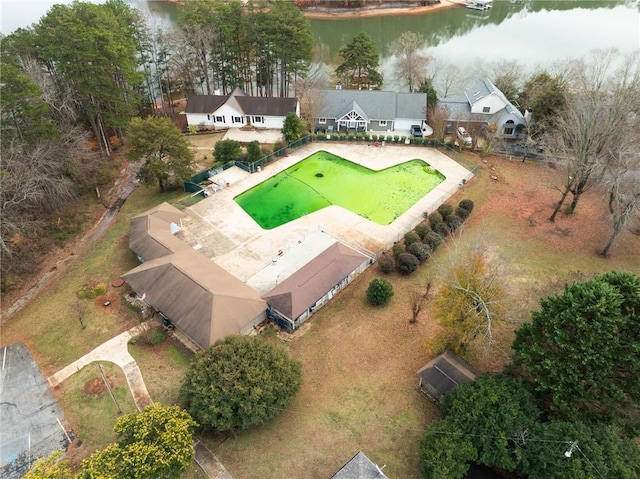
(301, 1, 461, 19)
(162, 0, 463, 18)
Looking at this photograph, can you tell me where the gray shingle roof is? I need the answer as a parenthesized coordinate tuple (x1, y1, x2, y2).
(318, 89, 426, 121)
(236, 96, 298, 116)
(417, 350, 478, 401)
(185, 94, 229, 114)
(331, 452, 389, 479)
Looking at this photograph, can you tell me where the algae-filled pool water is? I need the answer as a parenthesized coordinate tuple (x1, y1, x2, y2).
(234, 150, 445, 229)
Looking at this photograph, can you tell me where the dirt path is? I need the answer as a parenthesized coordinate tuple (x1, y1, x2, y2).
(1, 161, 142, 323)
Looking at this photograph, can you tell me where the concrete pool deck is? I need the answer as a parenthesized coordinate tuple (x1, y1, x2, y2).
(177, 143, 473, 293)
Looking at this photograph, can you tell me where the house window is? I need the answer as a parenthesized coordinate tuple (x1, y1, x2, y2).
(253, 116, 264, 123)
(319, 118, 327, 124)
(207, 114, 211, 121)
(215, 115, 224, 123)
(379, 120, 387, 127)
(232, 116, 243, 124)
(504, 127, 514, 135)
(482, 106, 491, 113)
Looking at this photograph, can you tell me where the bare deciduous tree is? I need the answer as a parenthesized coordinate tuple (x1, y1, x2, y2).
(389, 31, 431, 93)
(409, 282, 432, 324)
(546, 50, 640, 221)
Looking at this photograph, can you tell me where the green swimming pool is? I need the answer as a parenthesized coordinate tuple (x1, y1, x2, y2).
(234, 150, 445, 229)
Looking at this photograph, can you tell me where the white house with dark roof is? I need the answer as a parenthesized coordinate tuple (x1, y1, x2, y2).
(439, 78, 527, 139)
(312, 89, 427, 135)
(185, 87, 300, 131)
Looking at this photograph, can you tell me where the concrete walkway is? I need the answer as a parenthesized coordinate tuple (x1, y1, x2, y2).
(47, 323, 233, 479)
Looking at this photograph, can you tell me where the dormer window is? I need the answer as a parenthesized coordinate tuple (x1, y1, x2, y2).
(482, 106, 491, 113)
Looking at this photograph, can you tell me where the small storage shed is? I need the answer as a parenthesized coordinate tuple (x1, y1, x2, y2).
(416, 350, 478, 401)
(330, 451, 389, 479)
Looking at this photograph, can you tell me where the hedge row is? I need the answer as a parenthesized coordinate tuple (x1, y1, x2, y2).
(378, 199, 475, 276)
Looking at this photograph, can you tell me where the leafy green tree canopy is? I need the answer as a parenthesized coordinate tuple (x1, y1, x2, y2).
(281, 112, 305, 144)
(420, 421, 477, 479)
(213, 139, 241, 164)
(517, 71, 567, 136)
(180, 335, 302, 432)
(440, 375, 540, 471)
(335, 32, 383, 90)
(23, 451, 72, 479)
(512, 271, 640, 431)
(78, 403, 197, 479)
(127, 117, 195, 192)
(246, 140, 262, 163)
(522, 421, 640, 479)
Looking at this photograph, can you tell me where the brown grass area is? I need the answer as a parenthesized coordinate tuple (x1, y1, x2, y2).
(201, 154, 640, 479)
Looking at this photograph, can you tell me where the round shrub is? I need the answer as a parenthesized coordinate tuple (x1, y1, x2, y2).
(415, 223, 432, 240)
(366, 277, 394, 306)
(437, 203, 454, 220)
(424, 231, 443, 250)
(428, 211, 443, 229)
(446, 214, 464, 232)
(434, 221, 450, 238)
(459, 199, 475, 213)
(181, 336, 302, 432)
(407, 241, 431, 262)
(397, 252, 420, 275)
(455, 206, 471, 221)
(378, 254, 395, 274)
(392, 242, 405, 258)
(404, 231, 421, 247)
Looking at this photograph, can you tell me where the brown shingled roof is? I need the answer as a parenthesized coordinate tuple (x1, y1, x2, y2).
(263, 242, 368, 321)
(236, 96, 298, 116)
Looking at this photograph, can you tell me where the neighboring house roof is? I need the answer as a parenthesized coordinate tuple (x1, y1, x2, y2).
(263, 242, 369, 321)
(416, 350, 479, 401)
(317, 89, 426, 121)
(185, 94, 229, 114)
(122, 251, 267, 349)
(129, 203, 188, 261)
(331, 451, 389, 479)
(236, 96, 298, 116)
(440, 78, 526, 126)
(185, 88, 297, 116)
(123, 202, 267, 349)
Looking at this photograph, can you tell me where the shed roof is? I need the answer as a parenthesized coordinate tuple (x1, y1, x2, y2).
(318, 89, 426, 121)
(330, 451, 389, 479)
(416, 350, 479, 400)
(263, 242, 369, 321)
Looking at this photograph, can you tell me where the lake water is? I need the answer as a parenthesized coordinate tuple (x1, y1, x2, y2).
(2, 0, 638, 91)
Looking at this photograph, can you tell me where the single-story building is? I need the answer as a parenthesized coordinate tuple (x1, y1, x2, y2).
(264, 241, 371, 332)
(330, 451, 389, 479)
(416, 350, 479, 401)
(184, 87, 299, 131)
(122, 203, 267, 350)
(439, 78, 527, 139)
(312, 88, 428, 135)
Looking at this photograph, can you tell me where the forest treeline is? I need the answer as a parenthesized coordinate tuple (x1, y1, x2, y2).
(0, 0, 314, 292)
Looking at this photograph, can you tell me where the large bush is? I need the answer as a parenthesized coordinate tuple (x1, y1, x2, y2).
(455, 206, 471, 221)
(407, 241, 431, 262)
(180, 336, 302, 432)
(246, 140, 262, 163)
(459, 199, 475, 213)
(213, 139, 241, 163)
(392, 242, 405, 258)
(366, 277, 394, 306)
(404, 230, 421, 247)
(424, 231, 443, 250)
(378, 254, 395, 274)
(437, 203, 454, 220)
(397, 252, 420, 275)
(415, 223, 432, 240)
(428, 211, 443, 229)
(433, 221, 450, 238)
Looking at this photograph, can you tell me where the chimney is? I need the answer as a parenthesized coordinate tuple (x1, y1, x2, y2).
(524, 108, 533, 123)
(336, 81, 342, 90)
(214, 89, 221, 96)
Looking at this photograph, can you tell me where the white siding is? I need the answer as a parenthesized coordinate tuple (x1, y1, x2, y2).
(186, 113, 211, 128)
